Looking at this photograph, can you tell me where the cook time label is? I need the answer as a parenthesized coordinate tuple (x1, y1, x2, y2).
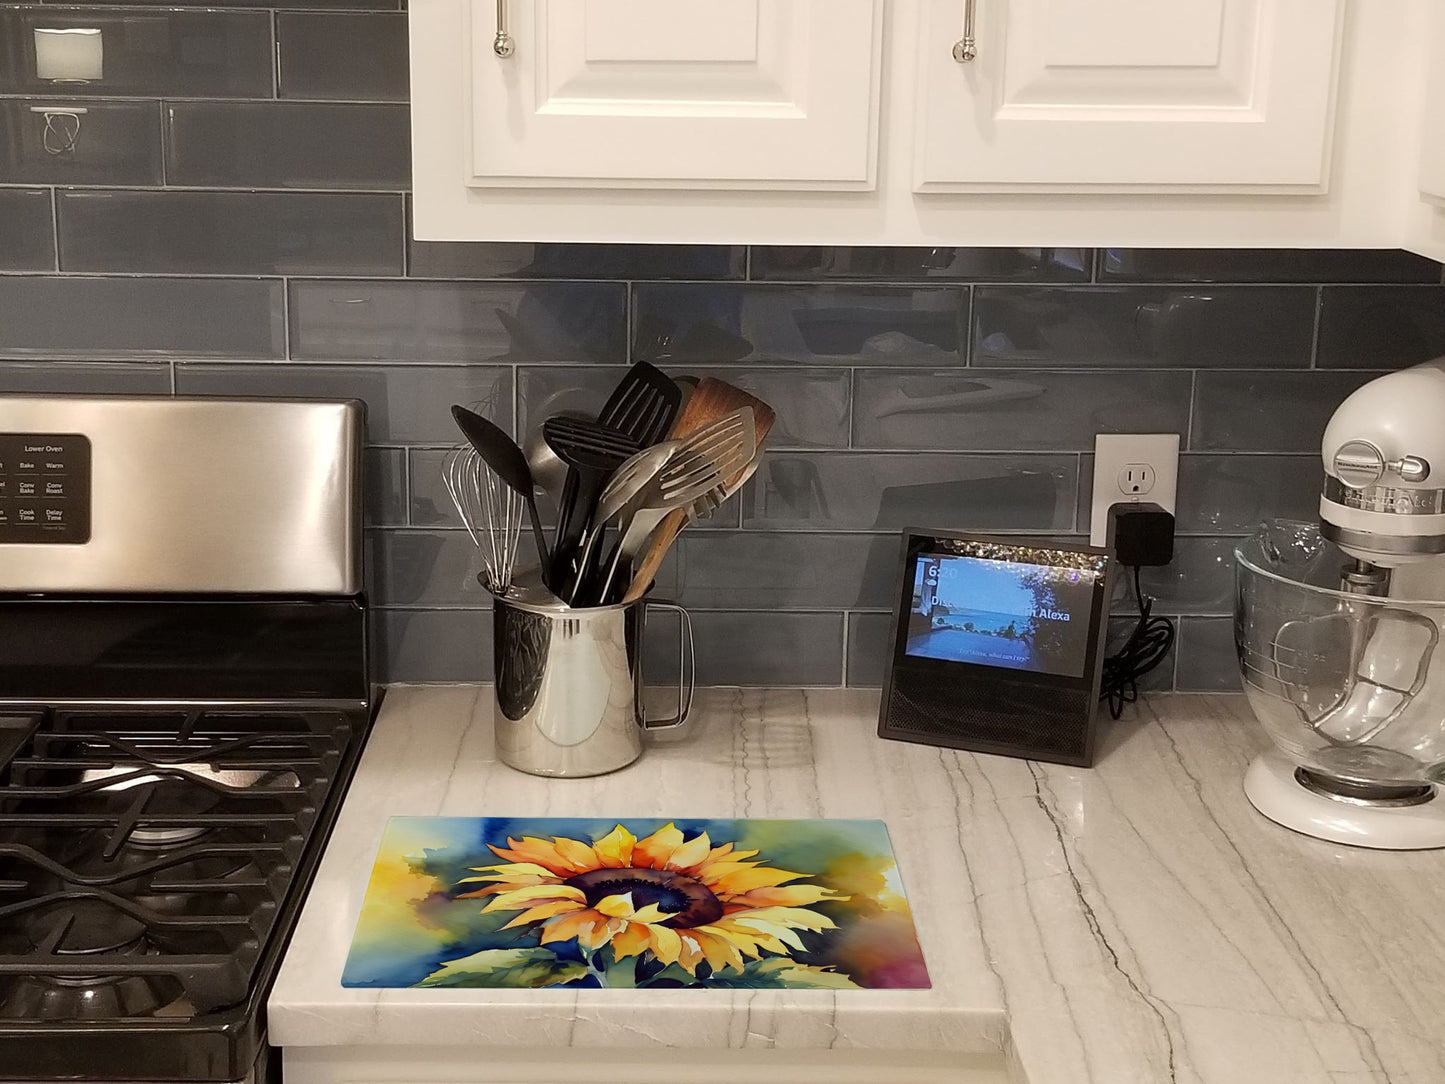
(0, 433, 91, 544)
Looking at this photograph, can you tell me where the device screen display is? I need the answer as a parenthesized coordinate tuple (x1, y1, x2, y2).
(905, 553, 1100, 678)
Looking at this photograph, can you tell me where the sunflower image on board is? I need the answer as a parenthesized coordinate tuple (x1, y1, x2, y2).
(341, 817, 930, 991)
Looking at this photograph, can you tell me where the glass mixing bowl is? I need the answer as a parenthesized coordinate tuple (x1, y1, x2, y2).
(1235, 520, 1445, 788)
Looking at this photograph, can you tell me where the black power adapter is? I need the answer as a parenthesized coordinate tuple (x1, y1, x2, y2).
(1105, 501, 1175, 567)
(1099, 501, 1176, 718)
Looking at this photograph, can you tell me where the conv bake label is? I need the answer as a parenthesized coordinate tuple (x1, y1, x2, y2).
(0, 433, 91, 544)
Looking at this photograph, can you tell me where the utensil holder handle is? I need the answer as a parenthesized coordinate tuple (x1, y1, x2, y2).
(640, 599, 694, 730)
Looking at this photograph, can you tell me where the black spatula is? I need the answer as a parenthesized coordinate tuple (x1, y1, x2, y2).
(597, 361, 682, 448)
(542, 415, 641, 588)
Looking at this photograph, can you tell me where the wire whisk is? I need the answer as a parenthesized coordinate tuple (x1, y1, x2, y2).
(442, 444, 524, 594)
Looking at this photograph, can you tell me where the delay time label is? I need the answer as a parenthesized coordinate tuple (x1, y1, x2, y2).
(0, 433, 91, 544)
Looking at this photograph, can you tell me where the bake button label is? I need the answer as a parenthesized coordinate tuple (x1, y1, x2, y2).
(16, 460, 36, 473)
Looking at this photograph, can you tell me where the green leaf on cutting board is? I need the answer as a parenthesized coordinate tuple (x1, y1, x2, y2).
(645, 957, 861, 990)
(417, 947, 587, 989)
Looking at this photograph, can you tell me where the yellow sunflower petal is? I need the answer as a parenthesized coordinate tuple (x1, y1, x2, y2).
(693, 930, 746, 974)
(729, 905, 837, 933)
(552, 835, 603, 872)
(490, 836, 574, 876)
(611, 923, 652, 959)
(591, 825, 636, 868)
(481, 883, 586, 911)
(581, 918, 622, 950)
(460, 862, 557, 879)
(646, 924, 682, 965)
(704, 865, 806, 895)
(499, 899, 584, 929)
(675, 932, 706, 975)
(628, 902, 670, 924)
(725, 884, 842, 908)
(594, 891, 637, 919)
(664, 831, 711, 873)
(539, 909, 599, 944)
(632, 823, 684, 869)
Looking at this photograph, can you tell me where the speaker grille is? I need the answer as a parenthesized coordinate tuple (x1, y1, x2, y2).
(883, 672, 1093, 765)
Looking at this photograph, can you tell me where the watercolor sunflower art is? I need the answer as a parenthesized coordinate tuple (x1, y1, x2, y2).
(342, 817, 930, 991)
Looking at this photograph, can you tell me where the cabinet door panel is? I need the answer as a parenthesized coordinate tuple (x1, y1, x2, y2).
(467, 0, 882, 190)
(914, 0, 1343, 192)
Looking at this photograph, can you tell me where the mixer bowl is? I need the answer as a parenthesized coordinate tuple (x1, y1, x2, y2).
(1235, 520, 1445, 789)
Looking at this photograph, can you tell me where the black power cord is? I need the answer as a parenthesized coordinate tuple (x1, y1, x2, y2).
(1099, 565, 1175, 719)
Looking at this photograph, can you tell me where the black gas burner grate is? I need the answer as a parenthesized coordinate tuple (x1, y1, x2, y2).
(0, 706, 358, 1024)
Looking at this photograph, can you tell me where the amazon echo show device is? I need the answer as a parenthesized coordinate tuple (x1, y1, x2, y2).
(877, 529, 1113, 767)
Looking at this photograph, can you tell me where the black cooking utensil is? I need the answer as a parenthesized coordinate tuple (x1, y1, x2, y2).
(597, 361, 682, 448)
(450, 405, 551, 576)
(542, 415, 641, 588)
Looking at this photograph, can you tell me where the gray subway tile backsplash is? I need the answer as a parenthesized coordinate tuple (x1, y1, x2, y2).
(277, 12, 409, 101)
(289, 280, 628, 363)
(166, 103, 410, 190)
(751, 247, 1090, 282)
(8, 3, 1443, 690)
(1173, 455, 1321, 534)
(58, 190, 404, 276)
(0, 361, 172, 395)
(0, 188, 54, 271)
(1, 9, 273, 97)
(845, 612, 892, 688)
(408, 231, 745, 281)
(853, 369, 1194, 451)
(364, 447, 408, 527)
(372, 608, 491, 685)
(1191, 370, 1387, 453)
(1316, 285, 1445, 370)
(174, 363, 513, 443)
(1099, 248, 1443, 284)
(1174, 618, 1240, 692)
(0, 276, 283, 358)
(741, 452, 1078, 533)
(633, 283, 969, 365)
(0, 100, 162, 185)
(974, 286, 1315, 369)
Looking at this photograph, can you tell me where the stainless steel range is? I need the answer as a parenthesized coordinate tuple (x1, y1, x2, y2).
(0, 396, 374, 1083)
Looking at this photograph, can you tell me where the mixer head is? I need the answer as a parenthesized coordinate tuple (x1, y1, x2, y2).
(1319, 359, 1445, 569)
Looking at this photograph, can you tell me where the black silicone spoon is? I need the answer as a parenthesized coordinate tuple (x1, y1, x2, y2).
(450, 405, 551, 576)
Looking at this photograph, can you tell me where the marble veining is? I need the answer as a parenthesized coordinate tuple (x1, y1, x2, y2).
(269, 687, 1445, 1083)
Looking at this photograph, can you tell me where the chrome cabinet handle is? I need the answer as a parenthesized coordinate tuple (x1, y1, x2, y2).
(493, 0, 515, 57)
(952, 0, 977, 62)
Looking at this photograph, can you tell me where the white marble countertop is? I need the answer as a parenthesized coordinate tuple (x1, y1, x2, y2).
(269, 687, 1445, 1083)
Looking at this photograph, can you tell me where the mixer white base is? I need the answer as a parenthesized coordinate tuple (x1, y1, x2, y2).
(1244, 752, 1445, 850)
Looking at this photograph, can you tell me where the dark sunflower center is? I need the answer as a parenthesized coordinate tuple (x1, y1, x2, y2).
(566, 867, 723, 928)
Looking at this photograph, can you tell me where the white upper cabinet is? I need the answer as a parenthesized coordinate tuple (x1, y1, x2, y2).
(412, 0, 1431, 248)
(463, 0, 883, 191)
(914, 0, 1343, 192)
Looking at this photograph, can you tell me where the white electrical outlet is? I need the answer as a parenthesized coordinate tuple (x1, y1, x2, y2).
(1090, 434, 1180, 547)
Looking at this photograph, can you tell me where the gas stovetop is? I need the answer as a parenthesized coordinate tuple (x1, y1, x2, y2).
(0, 393, 371, 1084)
(0, 701, 373, 1081)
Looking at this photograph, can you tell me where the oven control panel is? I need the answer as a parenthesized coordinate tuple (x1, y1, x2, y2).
(0, 433, 91, 544)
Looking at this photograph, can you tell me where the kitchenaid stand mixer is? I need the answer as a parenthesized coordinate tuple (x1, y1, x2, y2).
(1236, 359, 1445, 849)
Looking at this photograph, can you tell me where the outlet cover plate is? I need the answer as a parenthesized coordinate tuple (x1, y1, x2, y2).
(1090, 433, 1180, 546)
